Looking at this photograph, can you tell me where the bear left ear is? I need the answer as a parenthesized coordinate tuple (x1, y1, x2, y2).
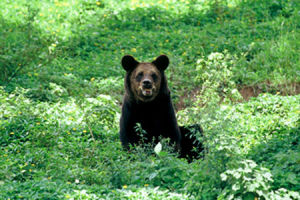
(121, 55, 139, 71)
(152, 55, 169, 71)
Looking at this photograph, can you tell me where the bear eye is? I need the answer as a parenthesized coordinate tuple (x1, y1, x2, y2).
(136, 72, 143, 82)
(151, 73, 158, 81)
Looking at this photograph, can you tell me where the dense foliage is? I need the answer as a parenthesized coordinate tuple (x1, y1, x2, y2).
(0, 0, 299, 199)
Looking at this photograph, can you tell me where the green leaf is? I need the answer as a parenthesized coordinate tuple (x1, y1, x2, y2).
(287, 173, 297, 185)
(232, 184, 240, 191)
(149, 172, 158, 180)
(220, 173, 227, 181)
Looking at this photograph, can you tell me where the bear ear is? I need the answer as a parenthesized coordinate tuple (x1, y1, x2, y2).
(152, 55, 169, 71)
(121, 55, 139, 71)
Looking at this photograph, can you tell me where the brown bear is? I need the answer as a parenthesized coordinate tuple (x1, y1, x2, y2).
(119, 55, 182, 150)
(119, 55, 204, 161)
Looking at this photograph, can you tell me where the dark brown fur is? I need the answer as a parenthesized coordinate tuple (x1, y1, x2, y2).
(119, 55, 181, 150)
(179, 124, 204, 162)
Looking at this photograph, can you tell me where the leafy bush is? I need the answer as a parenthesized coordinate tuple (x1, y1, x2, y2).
(219, 159, 300, 200)
(219, 160, 274, 199)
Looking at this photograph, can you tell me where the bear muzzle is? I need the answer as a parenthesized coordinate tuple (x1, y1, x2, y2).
(142, 89, 153, 96)
(141, 79, 154, 96)
(142, 79, 152, 89)
(139, 85, 156, 97)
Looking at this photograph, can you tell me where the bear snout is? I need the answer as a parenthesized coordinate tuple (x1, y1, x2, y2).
(142, 79, 152, 89)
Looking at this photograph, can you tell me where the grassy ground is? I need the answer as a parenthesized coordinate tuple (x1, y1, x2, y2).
(0, 0, 299, 199)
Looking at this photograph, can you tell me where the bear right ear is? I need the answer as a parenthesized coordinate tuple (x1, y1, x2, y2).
(121, 55, 139, 71)
(152, 55, 169, 71)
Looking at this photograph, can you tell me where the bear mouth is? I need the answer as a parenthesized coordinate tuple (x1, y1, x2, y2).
(142, 88, 153, 97)
(138, 86, 156, 99)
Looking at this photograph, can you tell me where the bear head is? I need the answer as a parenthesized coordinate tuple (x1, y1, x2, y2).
(121, 55, 169, 103)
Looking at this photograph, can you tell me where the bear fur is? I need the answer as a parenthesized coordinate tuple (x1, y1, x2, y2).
(119, 55, 182, 150)
(179, 124, 204, 162)
(119, 55, 204, 161)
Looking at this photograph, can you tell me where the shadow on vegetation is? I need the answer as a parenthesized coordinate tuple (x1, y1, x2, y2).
(239, 83, 300, 101)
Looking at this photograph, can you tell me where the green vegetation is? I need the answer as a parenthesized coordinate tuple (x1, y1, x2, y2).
(0, 0, 299, 199)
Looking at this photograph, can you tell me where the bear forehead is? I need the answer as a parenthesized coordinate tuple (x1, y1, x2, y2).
(134, 63, 160, 74)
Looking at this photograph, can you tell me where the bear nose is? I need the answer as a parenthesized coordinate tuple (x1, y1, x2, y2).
(142, 79, 152, 89)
